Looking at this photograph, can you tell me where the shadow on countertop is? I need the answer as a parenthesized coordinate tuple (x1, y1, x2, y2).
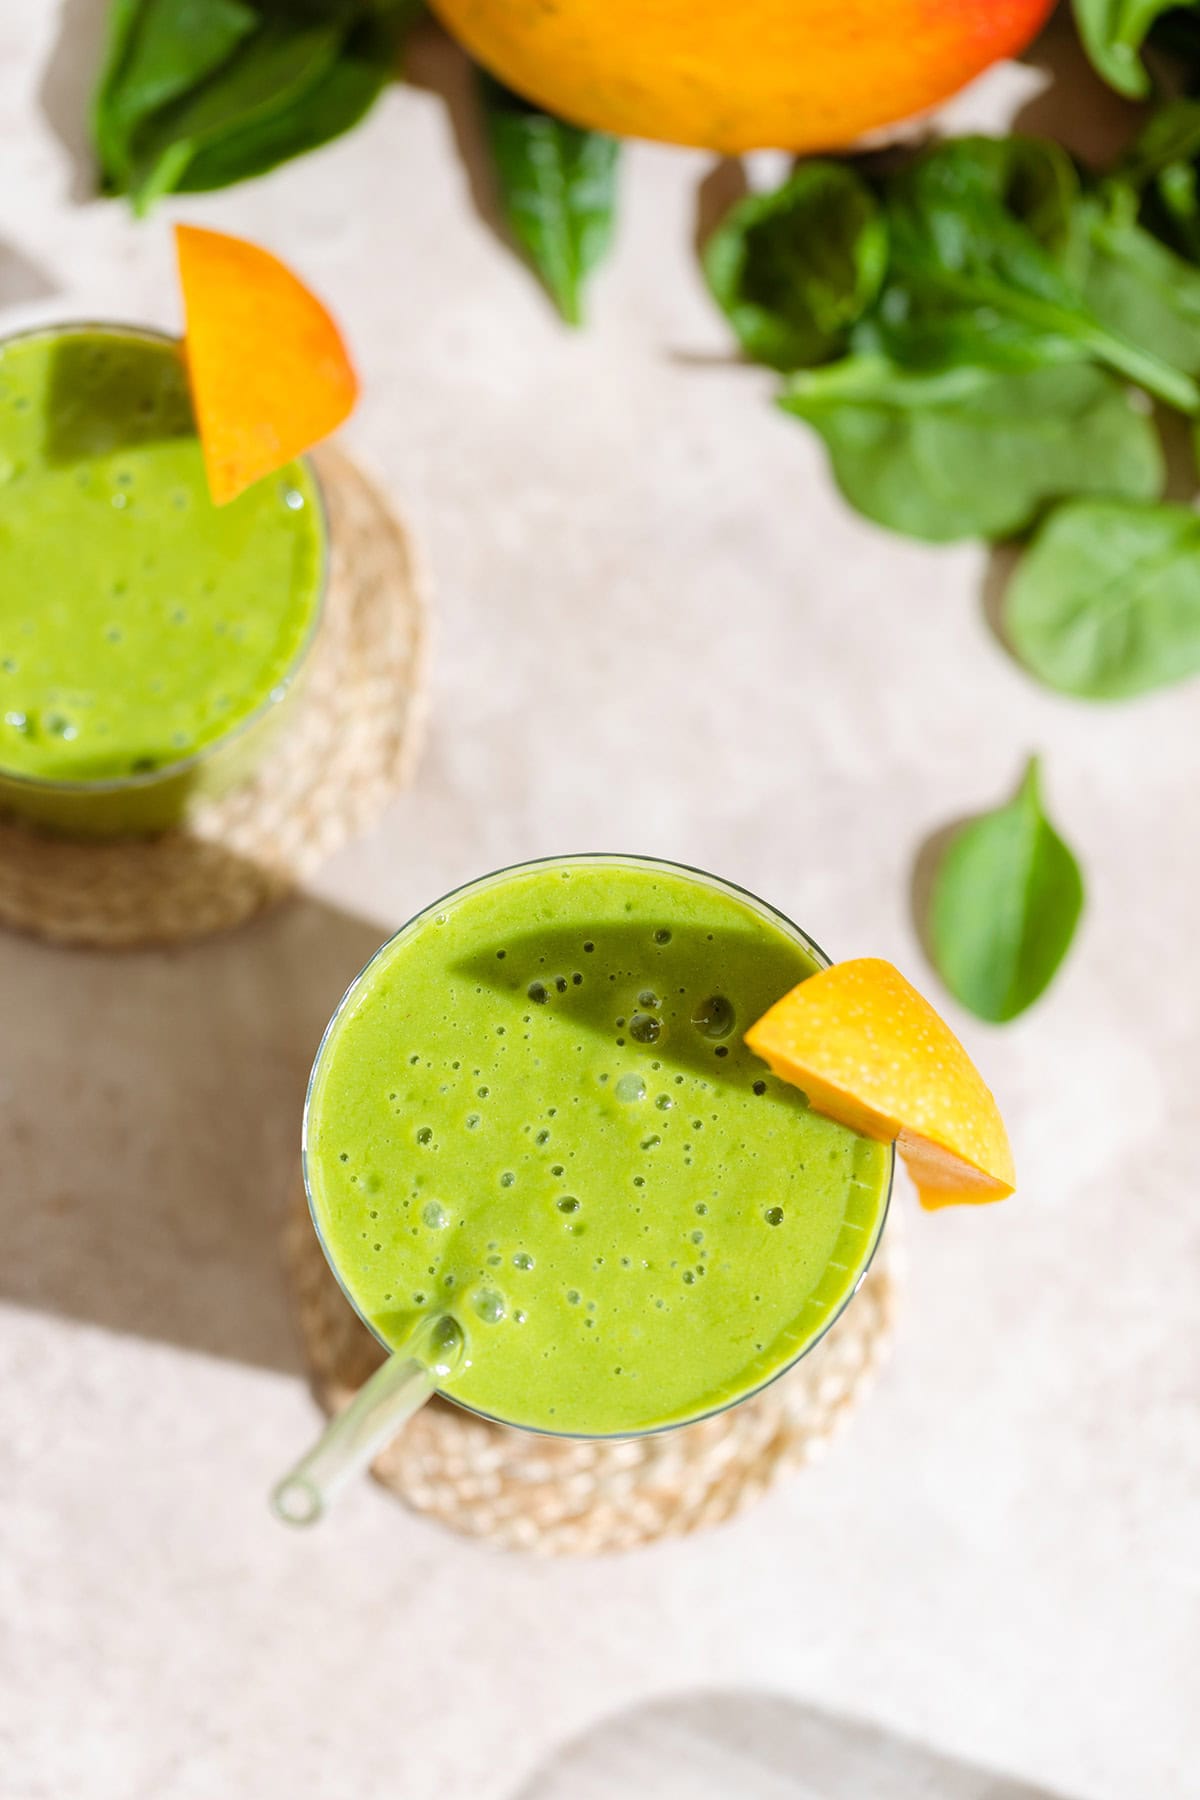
(37, 0, 112, 205)
(512, 1688, 1081, 1800)
(0, 890, 388, 1373)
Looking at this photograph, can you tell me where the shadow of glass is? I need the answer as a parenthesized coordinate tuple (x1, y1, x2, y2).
(0, 242, 58, 310)
(41, 330, 194, 466)
(450, 915, 814, 1093)
(512, 1688, 1080, 1800)
(0, 887, 388, 1373)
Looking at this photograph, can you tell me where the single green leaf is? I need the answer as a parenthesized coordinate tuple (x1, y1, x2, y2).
(175, 6, 409, 192)
(875, 135, 1200, 412)
(929, 758, 1084, 1024)
(125, 13, 348, 210)
(1005, 497, 1200, 698)
(1071, 0, 1182, 97)
(779, 357, 1163, 542)
(1077, 189, 1200, 375)
(482, 78, 619, 327)
(702, 163, 888, 370)
(92, 0, 258, 187)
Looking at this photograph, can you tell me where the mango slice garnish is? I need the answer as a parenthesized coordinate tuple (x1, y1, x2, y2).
(175, 224, 358, 507)
(745, 958, 1015, 1210)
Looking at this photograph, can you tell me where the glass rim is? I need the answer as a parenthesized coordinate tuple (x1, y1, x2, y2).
(300, 852, 895, 1442)
(0, 318, 329, 798)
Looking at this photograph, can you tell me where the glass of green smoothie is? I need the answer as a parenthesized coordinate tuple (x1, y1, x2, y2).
(0, 321, 327, 837)
(273, 854, 893, 1526)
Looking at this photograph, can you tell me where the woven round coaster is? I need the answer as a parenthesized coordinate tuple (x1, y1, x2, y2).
(0, 444, 428, 948)
(285, 1182, 903, 1555)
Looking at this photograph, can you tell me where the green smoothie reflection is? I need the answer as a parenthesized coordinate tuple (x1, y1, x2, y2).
(0, 325, 324, 834)
(305, 857, 891, 1437)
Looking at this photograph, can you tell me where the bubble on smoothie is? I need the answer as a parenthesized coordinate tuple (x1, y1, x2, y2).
(629, 1013, 661, 1044)
(500, 1171, 515, 1187)
(466, 1113, 481, 1130)
(282, 486, 306, 511)
(655, 1095, 672, 1112)
(528, 979, 548, 1004)
(535, 1129, 550, 1145)
(615, 1073, 645, 1104)
(421, 1201, 449, 1229)
(764, 1206, 784, 1227)
(682, 1270, 696, 1285)
(556, 1196, 580, 1213)
(566, 1290, 581, 1305)
(513, 1251, 534, 1270)
(654, 929, 672, 944)
(640, 1135, 661, 1151)
(692, 994, 735, 1039)
(753, 1080, 767, 1096)
(416, 1127, 433, 1146)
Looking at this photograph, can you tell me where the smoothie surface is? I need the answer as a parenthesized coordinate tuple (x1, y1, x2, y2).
(0, 327, 324, 783)
(306, 859, 891, 1435)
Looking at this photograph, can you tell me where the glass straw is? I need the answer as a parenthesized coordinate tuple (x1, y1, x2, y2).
(271, 1314, 464, 1526)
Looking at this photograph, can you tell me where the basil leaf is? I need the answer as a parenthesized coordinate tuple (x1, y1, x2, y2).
(1005, 497, 1200, 698)
(93, 0, 258, 188)
(482, 78, 619, 327)
(176, 6, 408, 192)
(780, 358, 1163, 542)
(702, 163, 888, 370)
(877, 136, 1200, 412)
(1071, 0, 1182, 97)
(928, 758, 1084, 1024)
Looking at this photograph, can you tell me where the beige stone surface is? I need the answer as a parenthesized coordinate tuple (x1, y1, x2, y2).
(1, 8, 1198, 1798)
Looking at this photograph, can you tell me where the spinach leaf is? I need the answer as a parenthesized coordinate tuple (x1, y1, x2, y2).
(91, 0, 411, 208)
(928, 758, 1084, 1024)
(1072, 0, 1184, 97)
(126, 13, 346, 211)
(779, 358, 1163, 542)
(481, 78, 619, 326)
(176, 5, 409, 193)
(873, 136, 1200, 412)
(94, 0, 257, 189)
(702, 163, 887, 370)
(1004, 497, 1200, 697)
(1076, 189, 1200, 375)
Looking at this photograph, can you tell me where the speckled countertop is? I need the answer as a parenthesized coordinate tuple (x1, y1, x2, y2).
(1, 9, 1197, 1798)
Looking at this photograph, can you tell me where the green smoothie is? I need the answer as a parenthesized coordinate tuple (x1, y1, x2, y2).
(306, 857, 891, 1436)
(0, 325, 324, 832)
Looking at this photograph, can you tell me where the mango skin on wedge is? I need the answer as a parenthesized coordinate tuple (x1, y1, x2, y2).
(175, 225, 358, 506)
(744, 958, 1015, 1211)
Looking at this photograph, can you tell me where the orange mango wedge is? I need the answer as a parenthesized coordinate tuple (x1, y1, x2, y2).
(175, 224, 358, 506)
(745, 958, 1015, 1210)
